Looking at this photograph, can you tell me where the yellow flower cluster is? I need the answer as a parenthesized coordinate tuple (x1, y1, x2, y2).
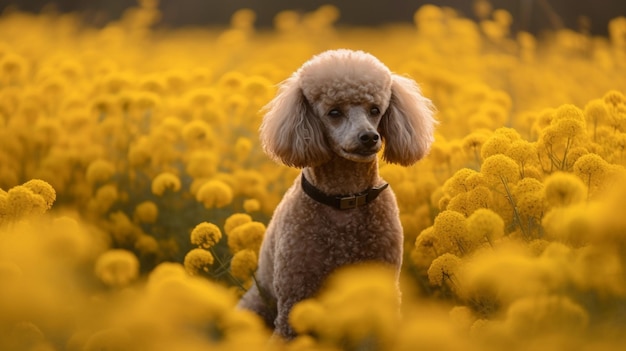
(1, 0, 626, 350)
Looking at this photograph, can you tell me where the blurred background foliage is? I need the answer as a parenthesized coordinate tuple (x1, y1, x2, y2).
(1, 0, 626, 350)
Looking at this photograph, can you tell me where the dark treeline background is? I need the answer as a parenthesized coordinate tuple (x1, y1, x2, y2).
(0, 0, 624, 36)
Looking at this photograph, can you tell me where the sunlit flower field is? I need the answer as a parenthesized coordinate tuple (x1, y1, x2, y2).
(1, 0, 626, 350)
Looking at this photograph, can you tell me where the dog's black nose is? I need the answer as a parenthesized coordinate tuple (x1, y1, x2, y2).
(359, 131, 380, 148)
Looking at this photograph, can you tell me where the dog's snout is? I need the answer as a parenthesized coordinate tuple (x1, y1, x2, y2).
(359, 131, 380, 148)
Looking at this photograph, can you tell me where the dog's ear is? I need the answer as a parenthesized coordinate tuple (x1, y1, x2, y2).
(379, 74, 437, 166)
(259, 76, 331, 168)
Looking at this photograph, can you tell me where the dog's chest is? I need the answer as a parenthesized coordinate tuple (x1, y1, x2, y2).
(310, 205, 395, 264)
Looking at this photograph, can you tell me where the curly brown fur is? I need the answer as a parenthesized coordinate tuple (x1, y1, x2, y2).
(238, 49, 437, 339)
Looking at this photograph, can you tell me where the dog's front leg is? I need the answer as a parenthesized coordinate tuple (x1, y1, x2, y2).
(272, 250, 326, 339)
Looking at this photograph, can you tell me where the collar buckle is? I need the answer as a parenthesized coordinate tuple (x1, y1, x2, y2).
(339, 194, 368, 210)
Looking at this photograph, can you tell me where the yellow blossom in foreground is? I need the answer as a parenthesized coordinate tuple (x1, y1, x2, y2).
(190, 222, 222, 249)
(289, 299, 326, 335)
(543, 172, 586, 207)
(151, 172, 181, 196)
(94, 249, 140, 288)
(541, 204, 593, 246)
(290, 265, 399, 349)
(503, 295, 589, 337)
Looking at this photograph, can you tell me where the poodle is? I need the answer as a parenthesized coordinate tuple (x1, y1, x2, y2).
(238, 49, 437, 339)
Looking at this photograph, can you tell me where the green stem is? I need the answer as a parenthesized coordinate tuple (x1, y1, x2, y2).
(560, 137, 572, 170)
(500, 175, 529, 239)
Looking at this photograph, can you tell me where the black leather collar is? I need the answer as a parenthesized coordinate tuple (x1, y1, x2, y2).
(300, 173, 389, 210)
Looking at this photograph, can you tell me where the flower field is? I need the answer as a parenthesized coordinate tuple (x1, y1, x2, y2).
(1, 1, 626, 350)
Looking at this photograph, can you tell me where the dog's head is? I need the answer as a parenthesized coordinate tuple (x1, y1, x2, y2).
(260, 49, 437, 168)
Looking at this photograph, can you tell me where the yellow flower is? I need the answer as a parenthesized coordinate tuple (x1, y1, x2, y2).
(217, 71, 246, 92)
(243, 75, 273, 99)
(243, 198, 261, 213)
(6, 185, 48, 219)
(461, 131, 489, 163)
(481, 134, 511, 160)
(22, 179, 56, 210)
(411, 227, 440, 267)
(127, 139, 152, 167)
(151, 172, 181, 196)
(443, 168, 478, 196)
(506, 140, 537, 169)
(133, 201, 158, 224)
(134, 234, 159, 257)
(83, 328, 132, 351)
(466, 208, 504, 246)
(289, 298, 326, 335)
(573, 153, 609, 191)
(466, 186, 492, 211)
(92, 184, 119, 214)
(195, 180, 234, 209)
(572, 246, 626, 296)
(190, 222, 222, 249)
(603, 89, 625, 108)
(543, 172, 586, 207)
(302, 265, 399, 349)
(481, 154, 520, 184)
(494, 127, 521, 141)
(552, 117, 586, 140)
(185, 151, 218, 179)
(234, 137, 253, 162)
(542, 205, 591, 246)
(428, 253, 461, 287)
(433, 210, 469, 255)
(184, 87, 219, 107)
(233, 170, 265, 197)
(183, 248, 215, 275)
(94, 249, 140, 288)
(414, 4, 445, 35)
(513, 177, 544, 198)
(108, 211, 140, 247)
(504, 295, 588, 337)
(584, 99, 608, 139)
(182, 120, 215, 149)
(228, 221, 265, 254)
(224, 213, 253, 236)
(86, 160, 116, 185)
(0, 52, 27, 84)
(516, 192, 545, 221)
(0, 191, 8, 224)
(230, 248, 258, 281)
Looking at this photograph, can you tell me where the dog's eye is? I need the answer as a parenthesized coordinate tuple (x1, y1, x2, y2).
(328, 108, 342, 117)
(370, 106, 381, 116)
